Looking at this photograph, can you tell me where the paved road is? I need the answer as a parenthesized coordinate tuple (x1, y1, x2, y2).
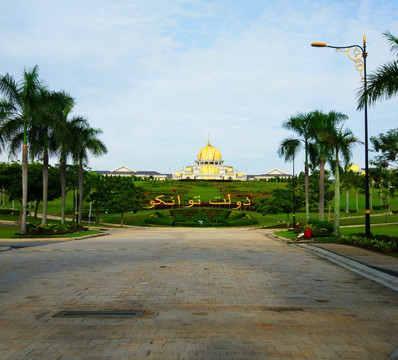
(0, 227, 397, 360)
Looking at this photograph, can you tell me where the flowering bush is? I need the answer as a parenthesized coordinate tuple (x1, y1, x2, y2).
(296, 219, 333, 237)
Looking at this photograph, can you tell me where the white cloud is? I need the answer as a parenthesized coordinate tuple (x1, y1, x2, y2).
(1, 0, 397, 175)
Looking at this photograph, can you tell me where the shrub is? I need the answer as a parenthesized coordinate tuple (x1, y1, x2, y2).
(26, 223, 87, 235)
(144, 212, 174, 226)
(340, 234, 398, 253)
(298, 219, 334, 236)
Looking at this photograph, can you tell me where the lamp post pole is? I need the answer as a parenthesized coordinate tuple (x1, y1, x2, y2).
(311, 36, 370, 237)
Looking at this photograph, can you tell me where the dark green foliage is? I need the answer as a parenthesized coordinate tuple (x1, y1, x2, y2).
(225, 214, 257, 226)
(89, 175, 144, 226)
(25, 223, 86, 235)
(0, 208, 25, 215)
(340, 233, 398, 253)
(145, 208, 257, 227)
(255, 188, 304, 226)
(144, 212, 174, 226)
(0, 162, 61, 219)
(301, 219, 334, 236)
(371, 128, 398, 168)
(228, 212, 246, 220)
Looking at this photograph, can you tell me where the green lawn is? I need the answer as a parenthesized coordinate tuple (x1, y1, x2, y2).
(0, 225, 102, 239)
(340, 225, 398, 237)
(1, 179, 397, 231)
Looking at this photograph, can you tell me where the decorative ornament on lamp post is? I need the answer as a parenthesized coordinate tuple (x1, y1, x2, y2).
(311, 36, 370, 237)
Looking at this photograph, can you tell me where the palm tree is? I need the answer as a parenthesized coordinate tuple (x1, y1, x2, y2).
(321, 125, 358, 236)
(54, 107, 89, 224)
(29, 90, 74, 225)
(312, 111, 348, 221)
(278, 137, 301, 226)
(357, 31, 398, 109)
(282, 112, 317, 222)
(72, 125, 107, 224)
(0, 66, 44, 234)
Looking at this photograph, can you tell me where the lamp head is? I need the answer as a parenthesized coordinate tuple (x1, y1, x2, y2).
(311, 42, 327, 47)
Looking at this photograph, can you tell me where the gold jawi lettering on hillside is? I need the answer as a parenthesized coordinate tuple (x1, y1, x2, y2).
(146, 194, 251, 209)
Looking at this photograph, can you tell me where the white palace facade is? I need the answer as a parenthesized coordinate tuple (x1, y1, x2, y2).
(172, 138, 247, 181)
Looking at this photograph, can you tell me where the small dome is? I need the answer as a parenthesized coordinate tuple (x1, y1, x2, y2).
(186, 167, 192, 172)
(200, 164, 219, 175)
(347, 164, 360, 172)
(227, 167, 233, 172)
(197, 138, 222, 162)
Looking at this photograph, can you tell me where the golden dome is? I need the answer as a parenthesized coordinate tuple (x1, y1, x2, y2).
(227, 167, 233, 172)
(200, 164, 219, 175)
(197, 138, 222, 162)
(347, 164, 360, 172)
(185, 167, 192, 172)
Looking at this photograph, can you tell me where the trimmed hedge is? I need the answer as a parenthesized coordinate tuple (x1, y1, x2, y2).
(340, 234, 398, 253)
(26, 223, 87, 235)
(145, 208, 258, 227)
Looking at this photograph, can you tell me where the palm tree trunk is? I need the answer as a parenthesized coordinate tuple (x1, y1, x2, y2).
(34, 200, 39, 221)
(60, 158, 67, 224)
(20, 144, 28, 235)
(305, 163, 309, 222)
(328, 201, 331, 222)
(370, 183, 373, 210)
(319, 158, 325, 221)
(121, 211, 124, 227)
(334, 155, 340, 236)
(346, 189, 349, 214)
(42, 151, 49, 225)
(78, 161, 84, 224)
(356, 189, 359, 212)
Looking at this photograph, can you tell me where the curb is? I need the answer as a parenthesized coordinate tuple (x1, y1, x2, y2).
(269, 233, 398, 292)
(295, 243, 398, 292)
(0, 246, 12, 252)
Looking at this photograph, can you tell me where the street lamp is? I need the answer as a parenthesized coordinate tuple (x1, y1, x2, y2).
(311, 36, 371, 237)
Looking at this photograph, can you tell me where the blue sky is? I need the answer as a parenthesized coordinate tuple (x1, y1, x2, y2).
(1, 0, 397, 175)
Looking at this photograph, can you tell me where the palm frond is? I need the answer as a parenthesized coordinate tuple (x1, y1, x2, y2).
(383, 30, 398, 56)
(357, 60, 398, 109)
(277, 137, 301, 162)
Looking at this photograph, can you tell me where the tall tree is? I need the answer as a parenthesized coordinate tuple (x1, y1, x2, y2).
(52, 104, 88, 224)
(358, 31, 398, 109)
(72, 125, 107, 224)
(28, 90, 74, 225)
(371, 128, 398, 169)
(0, 66, 45, 234)
(321, 125, 358, 236)
(277, 137, 301, 225)
(282, 112, 317, 221)
(313, 111, 348, 221)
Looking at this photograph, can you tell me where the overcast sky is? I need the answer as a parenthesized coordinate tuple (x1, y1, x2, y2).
(1, 0, 397, 175)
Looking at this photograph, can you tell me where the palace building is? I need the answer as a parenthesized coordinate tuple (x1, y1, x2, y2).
(172, 138, 247, 181)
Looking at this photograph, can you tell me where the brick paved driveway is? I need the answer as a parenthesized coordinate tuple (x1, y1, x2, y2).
(0, 228, 397, 359)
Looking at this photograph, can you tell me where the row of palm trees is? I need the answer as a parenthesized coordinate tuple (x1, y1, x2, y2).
(278, 110, 358, 236)
(279, 31, 398, 236)
(0, 65, 107, 234)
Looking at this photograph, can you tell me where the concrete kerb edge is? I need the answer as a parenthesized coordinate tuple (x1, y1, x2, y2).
(269, 233, 398, 293)
(388, 347, 398, 360)
(0, 230, 108, 244)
